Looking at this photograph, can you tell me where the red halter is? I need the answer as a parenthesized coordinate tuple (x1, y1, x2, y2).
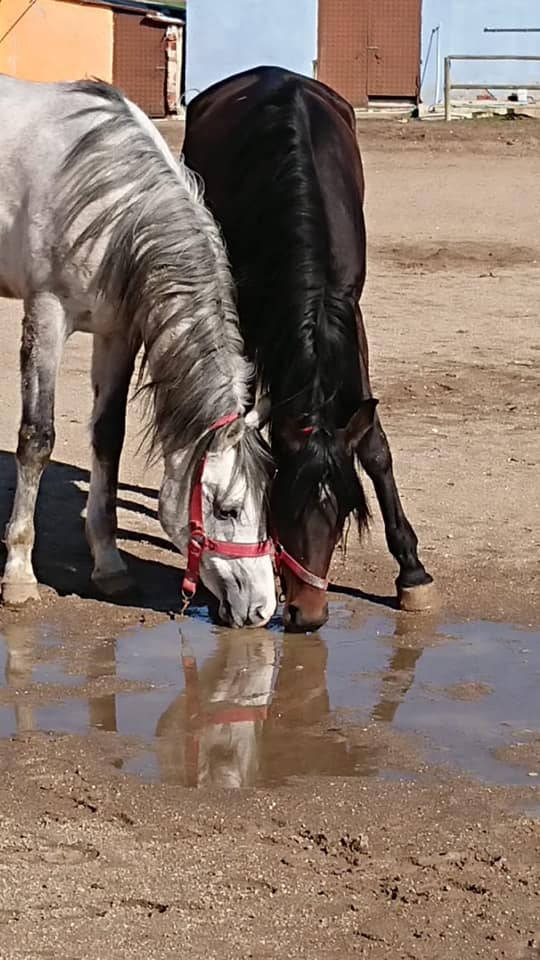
(181, 413, 274, 605)
(274, 543, 329, 593)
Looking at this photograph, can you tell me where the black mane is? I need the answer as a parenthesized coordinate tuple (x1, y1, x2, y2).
(184, 66, 369, 528)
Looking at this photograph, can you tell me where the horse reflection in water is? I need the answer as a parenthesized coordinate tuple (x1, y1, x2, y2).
(2, 623, 39, 735)
(154, 617, 427, 789)
(1, 615, 429, 787)
(2, 623, 118, 735)
(157, 635, 276, 788)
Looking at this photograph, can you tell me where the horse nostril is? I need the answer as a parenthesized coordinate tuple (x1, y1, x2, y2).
(288, 604, 299, 625)
(246, 606, 268, 627)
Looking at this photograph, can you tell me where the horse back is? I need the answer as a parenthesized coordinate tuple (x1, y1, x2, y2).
(184, 67, 365, 297)
(183, 66, 367, 393)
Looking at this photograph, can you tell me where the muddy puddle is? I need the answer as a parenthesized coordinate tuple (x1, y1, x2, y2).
(0, 602, 538, 790)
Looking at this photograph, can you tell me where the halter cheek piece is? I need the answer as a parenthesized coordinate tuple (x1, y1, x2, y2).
(180, 418, 329, 612)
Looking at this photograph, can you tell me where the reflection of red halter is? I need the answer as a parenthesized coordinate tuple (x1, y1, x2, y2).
(181, 413, 274, 605)
(182, 648, 270, 788)
(181, 415, 328, 609)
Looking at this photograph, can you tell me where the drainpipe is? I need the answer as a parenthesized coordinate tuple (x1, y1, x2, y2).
(420, 24, 441, 108)
(434, 24, 442, 104)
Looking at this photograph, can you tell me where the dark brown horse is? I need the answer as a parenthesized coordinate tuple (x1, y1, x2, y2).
(183, 66, 434, 631)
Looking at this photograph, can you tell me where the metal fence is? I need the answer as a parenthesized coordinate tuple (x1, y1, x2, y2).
(444, 54, 540, 120)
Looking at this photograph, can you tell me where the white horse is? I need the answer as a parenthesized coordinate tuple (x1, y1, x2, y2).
(0, 75, 275, 627)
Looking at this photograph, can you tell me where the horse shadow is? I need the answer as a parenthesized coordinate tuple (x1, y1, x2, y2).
(0, 449, 207, 614)
(0, 450, 398, 618)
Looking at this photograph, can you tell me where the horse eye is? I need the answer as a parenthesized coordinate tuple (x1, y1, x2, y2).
(217, 507, 239, 521)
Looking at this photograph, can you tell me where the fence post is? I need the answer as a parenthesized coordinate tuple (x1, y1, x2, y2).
(444, 56, 451, 120)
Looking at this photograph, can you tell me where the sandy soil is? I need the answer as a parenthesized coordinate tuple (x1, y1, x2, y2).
(0, 117, 538, 957)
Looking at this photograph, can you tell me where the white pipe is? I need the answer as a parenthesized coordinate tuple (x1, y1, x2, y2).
(434, 25, 442, 104)
(420, 24, 441, 108)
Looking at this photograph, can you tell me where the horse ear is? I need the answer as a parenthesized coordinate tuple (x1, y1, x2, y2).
(344, 399, 378, 453)
(210, 418, 245, 451)
(245, 394, 272, 430)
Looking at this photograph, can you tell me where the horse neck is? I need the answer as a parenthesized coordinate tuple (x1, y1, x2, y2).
(57, 88, 251, 436)
(144, 293, 246, 397)
(266, 291, 361, 426)
(68, 118, 252, 452)
(137, 275, 250, 460)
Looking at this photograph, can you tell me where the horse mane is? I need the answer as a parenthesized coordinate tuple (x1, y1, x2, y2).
(55, 80, 268, 490)
(188, 71, 369, 527)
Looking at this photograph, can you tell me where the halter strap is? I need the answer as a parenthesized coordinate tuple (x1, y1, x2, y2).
(274, 543, 329, 593)
(208, 413, 240, 432)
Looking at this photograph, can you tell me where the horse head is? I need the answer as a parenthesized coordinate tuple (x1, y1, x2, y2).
(272, 399, 378, 632)
(159, 396, 276, 628)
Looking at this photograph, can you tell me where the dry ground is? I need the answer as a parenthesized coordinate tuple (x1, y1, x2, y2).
(0, 117, 538, 958)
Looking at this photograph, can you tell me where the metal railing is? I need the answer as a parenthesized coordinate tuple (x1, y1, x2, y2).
(444, 54, 540, 120)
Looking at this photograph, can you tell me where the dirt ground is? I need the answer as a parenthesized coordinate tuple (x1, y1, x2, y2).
(0, 117, 538, 958)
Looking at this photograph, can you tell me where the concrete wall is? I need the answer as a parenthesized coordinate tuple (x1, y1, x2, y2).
(0, 0, 113, 83)
(421, 0, 540, 104)
(185, 0, 317, 102)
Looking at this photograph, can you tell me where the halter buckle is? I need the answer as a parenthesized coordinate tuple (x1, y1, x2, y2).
(188, 532, 205, 557)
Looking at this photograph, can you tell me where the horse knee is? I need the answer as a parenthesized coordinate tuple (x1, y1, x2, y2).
(358, 429, 392, 476)
(17, 421, 55, 467)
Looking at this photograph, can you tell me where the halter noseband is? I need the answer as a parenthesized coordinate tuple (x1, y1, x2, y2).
(274, 543, 329, 593)
(181, 413, 273, 606)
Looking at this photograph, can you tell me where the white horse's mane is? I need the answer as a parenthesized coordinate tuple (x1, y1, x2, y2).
(58, 81, 257, 461)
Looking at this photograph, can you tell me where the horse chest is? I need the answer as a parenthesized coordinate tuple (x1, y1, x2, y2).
(69, 302, 124, 337)
(0, 214, 27, 300)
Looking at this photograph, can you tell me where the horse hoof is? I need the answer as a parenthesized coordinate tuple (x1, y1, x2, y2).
(398, 580, 437, 613)
(1, 580, 41, 607)
(92, 571, 138, 600)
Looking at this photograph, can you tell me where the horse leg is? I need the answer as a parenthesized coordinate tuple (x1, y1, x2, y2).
(87, 638, 118, 732)
(86, 332, 137, 598)
(357, 413, 435, 610)
(355, 308, 435, 611)
(2, 295, 66, 606)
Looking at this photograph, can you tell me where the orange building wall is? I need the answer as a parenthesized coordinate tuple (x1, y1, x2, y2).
(0, 0, 113, 83)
